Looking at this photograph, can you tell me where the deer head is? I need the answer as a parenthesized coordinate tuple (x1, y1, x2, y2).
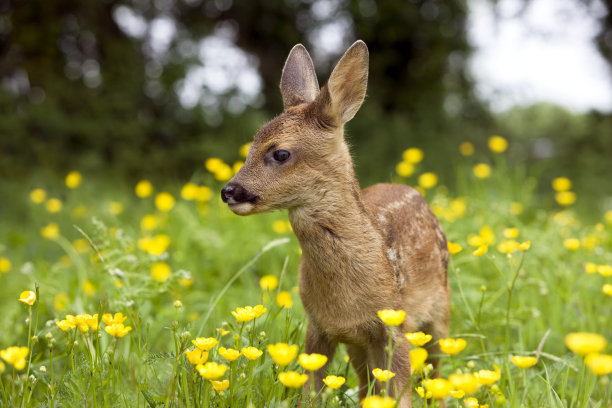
(221, 41, 369, 216)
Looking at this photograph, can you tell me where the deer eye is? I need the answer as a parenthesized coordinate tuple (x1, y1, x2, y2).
(272, 149, 291, 162)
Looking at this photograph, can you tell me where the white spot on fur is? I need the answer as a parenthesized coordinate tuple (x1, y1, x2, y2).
(386, 248, 397, 262)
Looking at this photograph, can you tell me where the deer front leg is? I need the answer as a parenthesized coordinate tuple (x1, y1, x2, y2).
(304, 324, 337, 389)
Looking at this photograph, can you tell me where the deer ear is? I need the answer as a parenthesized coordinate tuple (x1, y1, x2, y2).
(280, 44, 320, 110)
(320, 40, 369, 124)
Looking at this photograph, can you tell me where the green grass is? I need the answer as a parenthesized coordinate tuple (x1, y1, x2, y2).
(1, 141, 611, 407)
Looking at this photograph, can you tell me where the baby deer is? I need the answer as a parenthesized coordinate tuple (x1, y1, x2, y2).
(221, 41, 449, 406)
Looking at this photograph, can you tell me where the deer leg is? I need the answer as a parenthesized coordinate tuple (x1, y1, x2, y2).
(346, 344, 371, 399)
(305, 324, 337, 390)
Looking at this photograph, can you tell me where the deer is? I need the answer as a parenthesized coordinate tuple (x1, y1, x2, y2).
(221, 40, 450, 407)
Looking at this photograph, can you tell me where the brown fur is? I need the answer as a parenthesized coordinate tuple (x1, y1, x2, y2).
(222, 41, 449, 407)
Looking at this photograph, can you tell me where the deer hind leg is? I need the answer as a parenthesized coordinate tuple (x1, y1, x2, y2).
(421, 299, 450, 378)
(345, 344, 371, 400)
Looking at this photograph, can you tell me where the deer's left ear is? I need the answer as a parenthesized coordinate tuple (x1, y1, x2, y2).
(280, 44, 320, 110)
(319, 40, 369, 125)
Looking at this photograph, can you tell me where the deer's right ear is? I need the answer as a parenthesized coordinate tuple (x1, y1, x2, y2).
(280, 44, 320, 110)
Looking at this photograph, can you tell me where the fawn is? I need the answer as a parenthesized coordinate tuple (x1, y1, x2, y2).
(221, 40, 449, 406)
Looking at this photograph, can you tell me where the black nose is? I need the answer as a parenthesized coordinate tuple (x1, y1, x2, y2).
(221, 183, 258, 204)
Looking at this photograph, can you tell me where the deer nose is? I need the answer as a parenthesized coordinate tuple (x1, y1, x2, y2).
(221, 183, 259, 204)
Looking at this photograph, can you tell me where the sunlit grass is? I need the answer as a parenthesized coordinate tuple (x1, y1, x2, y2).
(0, 136, 611, 407)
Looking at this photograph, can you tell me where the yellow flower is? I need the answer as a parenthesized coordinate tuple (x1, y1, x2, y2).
(603, 284, 612, 296)
(135, 180, 153, 198)
(488, 135, 508, 153)
(563, 238, 580, 251)
(196, 362, 227, 380)
(405, 332, 432, 347)
(605, 210, 612, 226)
(372, 368, 395, 382)
(449, 389, 465, 398)
(155, 192, 175, 212)
(41, 222, 60, 240)
(510, 201, 524, 215)
(18, 290, 36, 305)
(196, 186, 213, 202)
(181, 183, 200, 200)
(30, 188, 47, 203)
(459, 141, 474, 156)
(56, 319, 76, 331)
(217, 328, 230, 336)
(231, 306, 257, 322)
(192, 337, 218, 351)
(259, 275, 279, 291)
(518, 241, 531, 250)
(475, 369, 500, 386)
(0, 257, 11, 273)
(423, 378, 453, 399)
(473, 245, 488, 256)
(402, 148, 424, 164)
(447, 242, 463, 255)
(241, 347, 263, 360)
(218, 347, 240, 362)
(278, 371, 308, 388)
(102, 312, 127, 326)
(585, 262, 598, 274)
(299, 353, 328, 371)
(497, 240, 519, 254)
(584, 353, 612, 376)
(439, 338, 467, 355)
(464, 397, 481, 408)
(449, 373, 478, 395)
(210, 379, 230, 392)
(0, 346, 29, 370)
(253, 304, 267, 318)
(410, 347, 428, 374)
(83, 280, 96, 296)
(511, 355, 538, 368)
(361, 395, 396, 408)
(565, 332, 606, 356)
(323, 375, 345, 389)
(65, 171, 83, 189)
(140, 214, 158, 231)
(598, 265, 612, 277)
(53, 293, 69, 311)
(377, 309, 406, 326)
(473, 163, 492, 179)
(138, 234, 171, 255)
(552, 177, 572, 192)
(104, 323, 132, 338)
(45, 198, 63, 213)
(272, 220, 289, 234)
(239, 142, 252, 158)
(267, 343, 299, 366)
(415, 386, 432, 399)
(503, 228, 519, 239)
(418, 172, 438, 189)
(151, 262, 171, 282)
(185, 348, 208, 365)
(396, 161, 414, 178)
(109, 201, 123, 215)
(277, 291, 293, 308)
(555, 191, 576, 206)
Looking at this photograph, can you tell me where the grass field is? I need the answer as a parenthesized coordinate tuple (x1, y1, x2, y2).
(1, 137, 611, 407)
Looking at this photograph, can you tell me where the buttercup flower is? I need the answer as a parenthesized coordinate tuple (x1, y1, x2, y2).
(563, 238, 580, 251)
(405, 332, 432, 346)
(402, 148, 424, 164)
(105, 323, 132, 338)
(447, 242, 463, 255)
(565, 332, 606, 356)
(584, 353, 612, 376)
(185, 348, 208, 365)
(449, 373, 478, 395)
(135, 180, 153, 198)
(422, 378, 453, 399)
(410, 347, 428, 374)
(232, 306, 257, 322)
(555, 191, 576, 206)
(439, 338, 467, 355)
(151, 261, 171, 282)
(372, 368, 395, 382)
(65, 171, 82, 188)
(155, 192, 175, 212)
(0, 257, 11, 273)
(488, 135, 508, 153)
(473, 163, 492, 179)
(181, 183, 199, 200)
(415, 386, 432, 399)
(552, 177, 572, 192)
(30, 188, 47, 203)
(377, 309, 405, 326)
(210, 379, 230, 392)
(460, 142, 474, 156)
(323, 375, 345, 389)
(56, 319, 76, 331)
(299, 353, 328, 371)
(450, 389, 465, 398)
(475, 369, 500, 386)
(267, 343, 299, 366)
(418, 172, 438, 189)
(259, 275, 279, 291)
(18, 290, 36, 305)
(241, 347, 263, 360)
(45, 198, 63, 213)
(253, 304, 267, 318)
(277, 291, 293, 308)
(192, 337, 218, 351)
(0, 346, 29, 370)
(361, 395, 396, 408)
(396, 161, 414, 177)
(511, 355, 538, 368)
(473, 245, 488, 256)
(102, 312, 127, 326)
(196, 362, 227, 380)
(218, 347, 240, 362)
(603, 284, 612, 296)
(41, 223, 60, 240)
(278, 371, 308, 388)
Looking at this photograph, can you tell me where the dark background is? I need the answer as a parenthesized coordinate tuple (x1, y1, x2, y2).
(1, 0, 611, 211)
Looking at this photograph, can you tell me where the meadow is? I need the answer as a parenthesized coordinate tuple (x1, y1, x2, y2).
(1, 136, 611, 407)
